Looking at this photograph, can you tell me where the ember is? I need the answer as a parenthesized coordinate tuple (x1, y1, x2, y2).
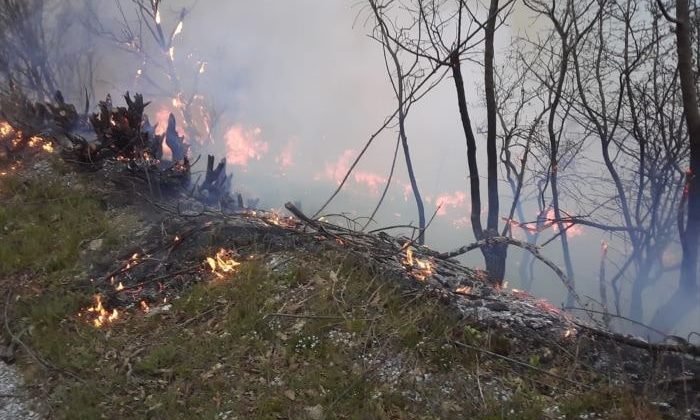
(563, 327, 577, 339)
(140, 300, 151, 314)
(206, 248, 241, 278)
(455, 286, 472, 295)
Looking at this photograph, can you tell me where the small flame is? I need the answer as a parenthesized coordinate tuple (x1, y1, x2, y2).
(563, 327, 576, 339)
(168, 47, 175, 61)
(116, 282, 125, 291)
(205, 248, 241, 279)
(0, 121, 13, 137)
(198, 61, 207, 74)
(402, 246, 433, 281)
(455, 286, 472, 295)
(84, 295, 119, 328)
(155, 9, 161, 24)
(140, 300, 150, 314)
(173, 20, 184, 37)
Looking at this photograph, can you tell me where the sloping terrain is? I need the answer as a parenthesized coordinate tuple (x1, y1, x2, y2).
(0, 150, 698, 419)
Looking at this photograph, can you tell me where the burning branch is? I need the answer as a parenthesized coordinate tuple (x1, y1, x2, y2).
(439, 236, 580, 304)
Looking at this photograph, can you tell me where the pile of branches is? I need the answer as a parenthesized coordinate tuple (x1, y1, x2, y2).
(0, 87, 241, 206)
(65, 92, 191, 191)
(0, 88, 82, 160)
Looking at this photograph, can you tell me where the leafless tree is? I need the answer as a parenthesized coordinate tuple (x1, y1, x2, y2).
(367, 0, 427, 244)
(0, 0, 96, 101)
(83, 0, 220, 146)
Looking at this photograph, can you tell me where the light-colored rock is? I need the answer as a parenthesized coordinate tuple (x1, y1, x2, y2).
(88, 238, 104, 251)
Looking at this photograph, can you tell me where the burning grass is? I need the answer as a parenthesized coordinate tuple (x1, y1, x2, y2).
(0, 166, 674, 419)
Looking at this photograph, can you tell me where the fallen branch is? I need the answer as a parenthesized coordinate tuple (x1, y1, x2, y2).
(452, 339, 591, 389)
(264, 313, 378, 321)
(439, 236, 579, 303)
(573, 321, 700, 357)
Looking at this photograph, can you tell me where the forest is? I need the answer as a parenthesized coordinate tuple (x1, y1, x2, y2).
(0, 0, 698, 418)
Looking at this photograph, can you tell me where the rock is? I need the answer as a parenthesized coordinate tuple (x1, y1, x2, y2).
(88, 238, 103, 251)
(304, 404, 324, 420)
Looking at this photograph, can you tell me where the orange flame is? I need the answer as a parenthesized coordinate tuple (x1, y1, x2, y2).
(402, 246, 433, 281)
(84, 295, 119, 328)
(455, 286, 472, 295)
(225, 125, 268, 167)
(140, 300, 150, 314)
(206, 248, 241, 279)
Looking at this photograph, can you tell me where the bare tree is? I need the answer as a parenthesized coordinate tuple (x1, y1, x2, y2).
(83, 0, 220, 146)
(368, 0, 427, 244)
(0, 0, 95, 101)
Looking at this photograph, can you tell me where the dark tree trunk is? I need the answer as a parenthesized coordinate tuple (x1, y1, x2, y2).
(484, 0, 500, 232)
(399, 109, 426, 244)
(676, 0, 700, 295)
(450, 53, 484, 238)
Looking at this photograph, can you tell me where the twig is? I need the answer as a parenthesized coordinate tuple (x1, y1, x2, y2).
(439, 236, 579, 303)
(3, 292, 103, 395)
(573, 321, 700, 357)
(452, 340, 591, 389)
(264, 313, 377, 321)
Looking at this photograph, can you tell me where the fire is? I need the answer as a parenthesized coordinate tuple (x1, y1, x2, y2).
(402, 246, 433, 281)
(173, 20, 184, 37)
(84, 295, 119, 328)
(544, 209, 584, 237)
(534, 299, 562, 315)
(115, 282, 125, 291)
(563, 327, 576, 339)
(455, 286, 472, 295)
(224, 125, 268, 167)
(205, 248, 241, 279)
(27, 136, 54, 153)
(0, 121, 14, 137)
(275, 138, 297, 172)
(434, 191, 467, 216)
(353, 171, 386, 195)
(140, 300, 150, 314)
(324, 149, 354, 185)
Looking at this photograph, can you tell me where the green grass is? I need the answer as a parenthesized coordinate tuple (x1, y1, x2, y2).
(0, 175, 112, 275)
(0, 172, 662, 419)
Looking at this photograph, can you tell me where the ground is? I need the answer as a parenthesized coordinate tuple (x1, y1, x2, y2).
(0, 155, 693, 419)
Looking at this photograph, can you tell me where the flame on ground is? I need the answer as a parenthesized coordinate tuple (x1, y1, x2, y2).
(206, 248, 241, 279)
(563, 327, 577, 339)
(83, 295, 119, 328)
(402, 246, 434, 281)
(455, 286, 472, 295)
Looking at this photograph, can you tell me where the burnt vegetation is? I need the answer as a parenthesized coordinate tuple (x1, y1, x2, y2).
(0, 0, 699, 418)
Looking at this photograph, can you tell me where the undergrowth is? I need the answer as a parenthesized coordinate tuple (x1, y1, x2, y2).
(0, 168, 662, 419)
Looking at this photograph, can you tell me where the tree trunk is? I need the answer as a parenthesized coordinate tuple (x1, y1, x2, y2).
(450, 53, 484, 239)
(676, 0, 700, 295)
(399, 108, 426, 244)
(484, 0, 500, 233)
